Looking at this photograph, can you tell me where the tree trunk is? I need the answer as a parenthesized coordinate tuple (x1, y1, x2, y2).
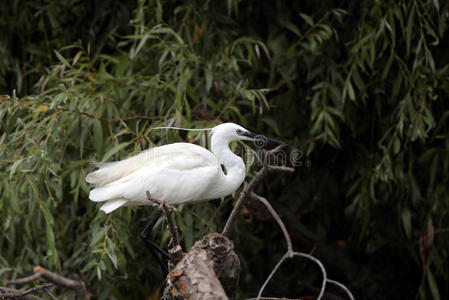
(163, 233, 240, 300)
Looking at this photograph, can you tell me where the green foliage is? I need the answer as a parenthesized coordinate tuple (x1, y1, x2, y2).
(1, 0, 449, 299)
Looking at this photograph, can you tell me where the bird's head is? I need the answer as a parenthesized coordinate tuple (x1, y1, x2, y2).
(210, 123, 285, 146)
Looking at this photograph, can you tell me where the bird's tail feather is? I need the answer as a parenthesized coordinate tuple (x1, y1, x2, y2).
(89, 183, 130, 202)
(100, 199, 128, 213)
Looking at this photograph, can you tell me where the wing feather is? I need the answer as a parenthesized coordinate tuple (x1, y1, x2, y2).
(86, 143, 217, 186)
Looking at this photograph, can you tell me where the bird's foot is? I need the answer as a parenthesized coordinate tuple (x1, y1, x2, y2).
(145, 191, 177, 212)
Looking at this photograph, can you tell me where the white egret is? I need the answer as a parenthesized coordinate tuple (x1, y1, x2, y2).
(86, 122, 284, 213)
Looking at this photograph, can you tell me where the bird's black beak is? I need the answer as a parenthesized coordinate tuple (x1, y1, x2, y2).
(241, 131, 287, 147)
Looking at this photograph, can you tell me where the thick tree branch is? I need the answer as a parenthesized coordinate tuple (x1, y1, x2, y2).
(163, 233, 239, 300)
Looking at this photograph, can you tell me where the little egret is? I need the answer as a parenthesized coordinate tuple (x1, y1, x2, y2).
(86, 123, 283, 213)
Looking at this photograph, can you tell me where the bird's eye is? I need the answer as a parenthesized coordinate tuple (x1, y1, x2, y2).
(236, 129, 243, 135)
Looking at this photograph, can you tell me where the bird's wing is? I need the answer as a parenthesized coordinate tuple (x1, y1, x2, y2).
(86, 143, 218, 187)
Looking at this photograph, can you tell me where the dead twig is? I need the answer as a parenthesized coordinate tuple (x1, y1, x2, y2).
(3, 273, 41, 286)
(252, 195, 356, 300)
(327, 279, 355, 300)
(42, 288, 58, 300)
(221, 146, 354, 300)
(250, 192, 292, 253)
(221, 164, 268, 236)
(32, 266, 88, 300)
(250, 194, 356, 300)
(267, 165, 295, 172)
(8, 284, 53, 299)
(222, 145, 292, 237)
(0, 287, 44, 300)
(256, 251, 327, 300)
(0, 284, 52, 300)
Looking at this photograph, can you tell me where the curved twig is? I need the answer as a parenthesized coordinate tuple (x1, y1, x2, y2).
(244, 149, 354, 300)
(256, 251, 327, 300)
(327, 279, 355, 300)
(223, 145, 290, 237)
(222, 165, 268, 236)
(250, 193, 292, 253)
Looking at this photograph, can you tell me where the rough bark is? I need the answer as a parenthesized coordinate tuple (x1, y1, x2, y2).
(163, 233, 240, 300)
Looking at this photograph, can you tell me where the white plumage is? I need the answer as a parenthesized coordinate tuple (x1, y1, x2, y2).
(86, 123, 279, 214)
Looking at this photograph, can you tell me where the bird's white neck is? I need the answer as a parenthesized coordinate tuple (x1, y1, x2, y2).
(211, 135, 246, 196)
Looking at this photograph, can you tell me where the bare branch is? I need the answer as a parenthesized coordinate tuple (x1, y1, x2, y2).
(3, 267, 88, 300)
(267, 165, 295, 173)
(256, 251, 327, 300)
(3, 273, 41, 286)
(222, 164, 268, 237)
(247, 281, 348, 300)
(223, 145, 292, 237)
(255, 253, 289, 300)
(8, 284, 53, 299)
(0, 288, 44, 300)
(250, 190, 355, 300)
(33, 266, 88, 300)
(250, 193, 292, 253)
(0, 285, 48, 300)
(42, 288, 59, 300)
(155, 140, 354, 300)
(327, 279, 355, 300)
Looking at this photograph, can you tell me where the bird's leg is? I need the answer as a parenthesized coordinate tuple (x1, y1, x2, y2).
(143, 192, 184, 269)
(145, 191, 180, 249)
(140, 199, 170, 274)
